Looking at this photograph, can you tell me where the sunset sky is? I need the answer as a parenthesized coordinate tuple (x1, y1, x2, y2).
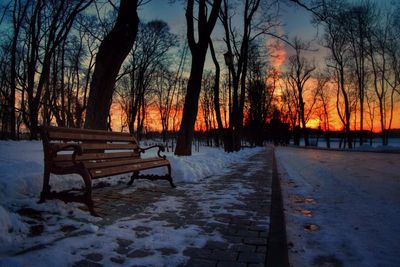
(132, 0, 399, 132)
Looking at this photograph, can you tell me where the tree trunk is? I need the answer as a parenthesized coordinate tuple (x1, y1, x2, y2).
(174, 0, 221, 156)
(209, 39, 228, 150)
(299, 96, 309, 146)
(85, 0, 139, 130)
(9, 0, 29, 139)
(175, 54, 207, 155)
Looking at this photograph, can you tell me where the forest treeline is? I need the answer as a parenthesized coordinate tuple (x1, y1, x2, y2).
(0, 0, 399, 154)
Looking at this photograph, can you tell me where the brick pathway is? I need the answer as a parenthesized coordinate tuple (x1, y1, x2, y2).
(75, 147, 273, 266)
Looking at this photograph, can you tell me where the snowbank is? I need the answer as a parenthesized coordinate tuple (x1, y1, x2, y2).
(0, 140, 263, 254)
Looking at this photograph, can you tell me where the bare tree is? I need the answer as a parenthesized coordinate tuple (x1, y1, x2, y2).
(365, 84, 377, 145)
(344, 2, 374, 145)
(281, 75, 300, 144)
(366, 8, 397, 146)
(200, 70, 215, 146)
(245, 41, 273, 146)
(154, 43, 188, 144)
(174, 0, 222, 156)
(219, 0, 278, 151)
(286, 37, 316, 146)
(85, 0, 139, 130)
(20, 0, 94, 139)
(319, 1, 354, 148)
(115, 20, 177, 139)
(8, 0, 30, 139)
(314, 72, 332, 148)
(209, 38, 227, 149)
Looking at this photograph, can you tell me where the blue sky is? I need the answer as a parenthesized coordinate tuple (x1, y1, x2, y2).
(139, 1, 316, 40)
(138, 0, 318, 69)
(139, 1, 187, 37)
(138, 0, 317, 72)
(138, 0, 396, 48)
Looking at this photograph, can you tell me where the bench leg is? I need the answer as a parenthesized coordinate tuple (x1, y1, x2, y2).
(39, 166, 51, 203)
(128, 171, 139, 186)
(167, 165, 176, 188)
(80, 169, 98, 216)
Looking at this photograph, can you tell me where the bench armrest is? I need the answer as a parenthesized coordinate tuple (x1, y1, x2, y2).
(139, 145, 166, 159)
(51, 144, 83, 165)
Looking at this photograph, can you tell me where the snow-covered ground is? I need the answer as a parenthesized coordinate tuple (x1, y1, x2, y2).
(0, 140, 264, 266)
(276, 147, 400, 267)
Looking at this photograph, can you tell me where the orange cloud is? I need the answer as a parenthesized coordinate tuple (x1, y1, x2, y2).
(266, 38, 286, 70)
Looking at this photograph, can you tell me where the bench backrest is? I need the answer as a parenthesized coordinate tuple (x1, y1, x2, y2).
(41, 126, 140, 163)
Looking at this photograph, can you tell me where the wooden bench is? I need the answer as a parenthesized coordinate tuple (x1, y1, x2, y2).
(39, 126, 175, 215)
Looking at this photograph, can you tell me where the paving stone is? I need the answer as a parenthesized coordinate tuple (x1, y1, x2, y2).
(116, 238, 133, 247)
(217, 261, 246, 267)
(248, 264, 265, 267)
(17, 208, 44, 221)
(114, 246, 130, 255)
(214, 217, 231, 224)
(238, 252, 265, 264)
(231, 219, 253, 226)
(243, 237, 267, 246)
(185, 258, 217, 267)
(259, 231, 268, 238)
(157, 247, 178, 255)
(28, 224, 44, 237)
(256, 245, 267, 253)
(186, 219, 207, 226)
(222, 228, 239, 236)
(248, 226, 267, 231)
(223, 235, 243, 244)
(131, 226, 152, 232)
(230, 244, 256, 252)
(136, 232, 150, 238)
(207, 250, 237, 261)
(229, 225, 249, 232)
(183, 247, 213, 259)
(85, 253, 103, 262)
(60, 224, 78, 233)
(127, 249, 154, 258)
(110, 256, 125, 264)
(204, 241, 229, 250)
(72, 259, 103, 267)
(237, 230, 259, 237)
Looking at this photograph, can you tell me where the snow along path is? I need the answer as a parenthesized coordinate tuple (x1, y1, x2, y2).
(0, 140, 264, 251)
(0, 143, 271, 267)
(275, 147, 400, 267)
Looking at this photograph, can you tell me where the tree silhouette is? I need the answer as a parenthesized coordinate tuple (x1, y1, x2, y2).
(85, 0, 139, 130)
(174, 0, 221, 156)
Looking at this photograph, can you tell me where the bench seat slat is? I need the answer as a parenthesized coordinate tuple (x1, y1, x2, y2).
(48, 132, 134, 142)
(44, 126, 132, 137)
(83, 157, 163, 169)
(90, 159, 170, 178)
(80, 143, 138, 150)
(48, 143, 137, 151)
(54, 152, 138, 162)
(54, 157, 165, 170)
